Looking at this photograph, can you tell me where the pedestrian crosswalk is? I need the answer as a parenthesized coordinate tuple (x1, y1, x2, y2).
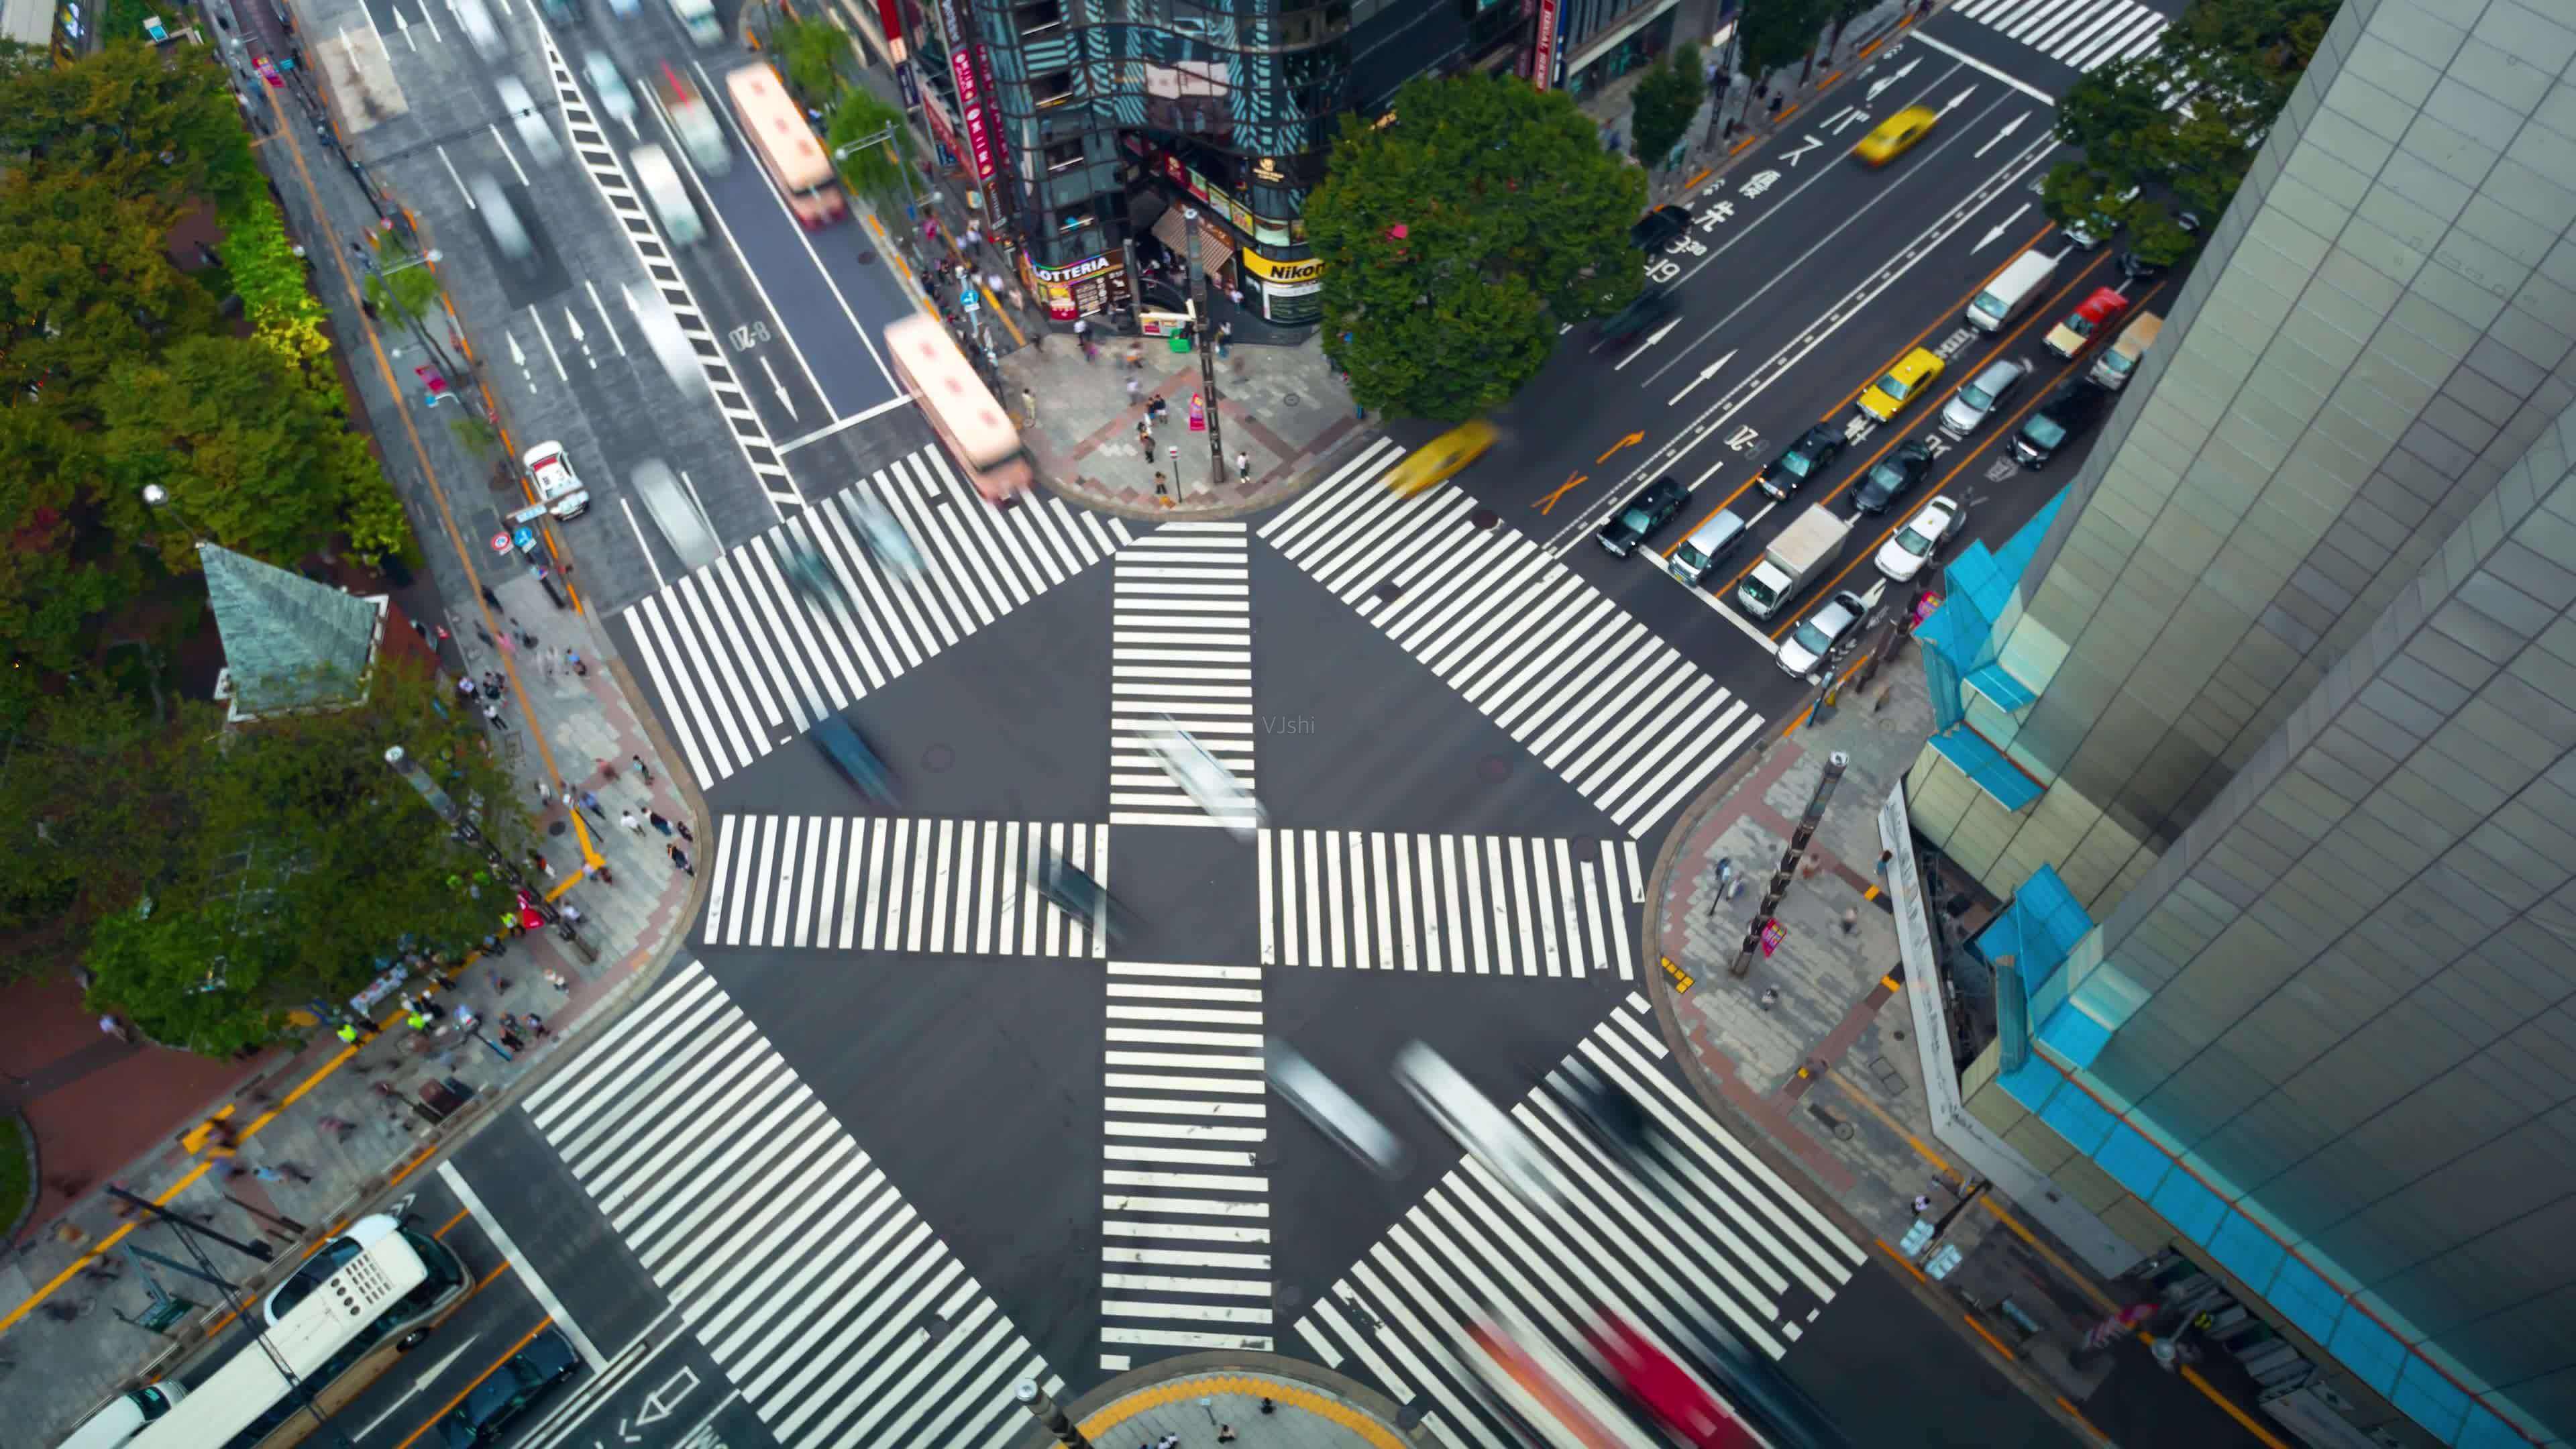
(1112, 524, 1258, 829)
(619, 450, 1132, 788)
(1292, 994, 1868, 1449)
(519, 961, 1062, 1449)
(704, 816, 1110, 958)
(1259, 441, 1765, 839)
(1947, 0, 2171, 73)
(1257, 830, 1645, 979)
(1099, 960, 1272, 1369)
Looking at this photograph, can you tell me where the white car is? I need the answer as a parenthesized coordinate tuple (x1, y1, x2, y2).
(1877, 495, 1964, 583)
(494, 77, 562, 166)
(1142, 715, 1264, 839)
(662, 70, 731, 174)
(1776, 589, 1870, 680)
(583, 52, 636, 130)
(1267, 1039, 1407, 1178)
(1395, 1042, 1556, 1205)
(522, 441, 590, 520)
(453, 0, 504, 57)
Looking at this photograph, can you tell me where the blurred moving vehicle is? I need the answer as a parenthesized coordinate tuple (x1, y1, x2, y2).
(1460, 1309, 1665, 1449)
(1854, 105, 1935, 164)
(780, 539, 845, 609)
(1600, 287, 1677, 348)
(453, 0, 503, 57)
(494, 76, 562, 166)
(629, 459, 718, 568)
(1557, 1062, 1652, 1155)
(850, 488, 924, 580)
(667, 0, 721, 45)
(661, 66, 731, 174)
(1029, 845, 1126, 941)
(1385, 420, 1497, 497)
(883, 316, 1034, 503)
(810, 710, 898, 808)
(627, 286, 710, 399)
(1142, 715, 1264, 839)
(1395, 1041, 1555, 1204)
(1628, 203, 1693, 250)
(584, 51, 636, 129)
(1589, 1316, 1762, 1449)
(727, 63, 846, 228)
(1267, 1039, 1407, 1177)
(468, 174, 533, 262)
(629, 144, 703, 246)
(436, 1330, 578, 1448)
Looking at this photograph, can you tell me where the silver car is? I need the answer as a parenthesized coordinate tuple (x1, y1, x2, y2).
(494, 77, 561, 166)
(584, 52, 636, 131)
(1939, 356, 2027, 436)
(1394, 1041, 1556, 1205)
(1142, 716, 1265, 839)
(1267, 1039, 1407, 1178)
(1777, 589, 1870, 680)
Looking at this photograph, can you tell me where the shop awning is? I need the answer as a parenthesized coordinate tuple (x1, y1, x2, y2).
(1151, 206, 1238, 279)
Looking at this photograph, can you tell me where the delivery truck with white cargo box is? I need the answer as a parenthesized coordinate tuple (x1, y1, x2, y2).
(1737, 505, 1852, 621)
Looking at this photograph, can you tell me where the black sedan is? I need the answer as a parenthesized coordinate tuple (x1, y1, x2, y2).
(2012, 380, 2115, 468)
(1597, 476, 1690, 557)
(1758, 424, 1848, 501)
(1851, 441, 1933, 515)
(439, 1330, 578, 1448)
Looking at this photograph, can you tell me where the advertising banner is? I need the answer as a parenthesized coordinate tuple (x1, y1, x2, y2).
(1532, 0, 1562, 89)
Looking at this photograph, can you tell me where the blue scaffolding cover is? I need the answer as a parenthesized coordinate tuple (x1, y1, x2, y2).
(1929, 727, 2043, 812)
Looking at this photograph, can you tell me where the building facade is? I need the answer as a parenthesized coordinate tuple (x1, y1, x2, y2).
(837, 0, 1699, 329)
(1904, 1, 2576, 1445)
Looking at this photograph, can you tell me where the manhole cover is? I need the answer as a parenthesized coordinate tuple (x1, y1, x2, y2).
(1478, 755, 1513, 784)
(1275, 1284, 1303, 1313)
(917, 1311, 951, 1341)
(546, 821, 567, 838)
(1469, 507, 1499, 531)
(1281, 392, 1303, 407)
(922, 743, 955, 772)
(1373, 581, 1403, 604)
(855, 248, 877, 265)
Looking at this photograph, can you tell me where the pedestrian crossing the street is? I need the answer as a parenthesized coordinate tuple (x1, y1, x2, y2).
(1111, 525, 1258, 830)
(1947, 0, 2171, 73)
(1257, 830, 1644, 979)
(704, 816, 1110, 959)
(619, 449, 1131, 787)
(519, 961, 1063, 1449)
(1259, 442, 1765, 839)
(1291, 994, 1868, 1449)
(1098, 960, 1272, 1369)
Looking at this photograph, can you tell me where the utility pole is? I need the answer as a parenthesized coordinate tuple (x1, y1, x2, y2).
(1729, 751, 1848, 977)
(383, 747, 598, 961)
(1014, 1379, 1094, 1449)
(1177, 207, 1227, 498)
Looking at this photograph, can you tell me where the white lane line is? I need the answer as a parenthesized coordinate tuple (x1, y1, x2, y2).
(775, 392, 918, 453)
(436, 1160, 609, 1371)
(1908, 28, 2060, 104)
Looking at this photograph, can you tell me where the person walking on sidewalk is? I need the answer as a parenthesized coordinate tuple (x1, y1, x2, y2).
(1124, 375, 1141, 403)
(1234, 449, 1252, 484)
(621, 810, 646, 835)
(579, 789, 606, 818)
(668, 843, 694, 875)
(649, 812, 674, 836)
(633, 754, 653, 783)
(1153, 472, 1173, 508)
(676, 820, 694, 843)
(483, 702, 509, 730)
(1019, 386, 1037, 425)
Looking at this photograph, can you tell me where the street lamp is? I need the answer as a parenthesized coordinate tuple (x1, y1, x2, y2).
(831, 123, 923, 217)
(141, 484, 210, 549)
(382, 746, 598, 961)
(374, 246, 442, 275)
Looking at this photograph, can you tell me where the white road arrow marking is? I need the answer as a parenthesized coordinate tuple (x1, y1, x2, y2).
(1943, 87, 1976, 113)
(761, 356, 796, 419)
(564, 307, 595, 368)
(354, 1336, 482, 1440)
(1975, 112, 2027, 158)
(1668, 349, 1737, 407)
(1974, 203, 2031, 252)
(1870, 58, 1920, 101)
(1780, 133, 1825, 167)
(1830, 109, 1872, 136)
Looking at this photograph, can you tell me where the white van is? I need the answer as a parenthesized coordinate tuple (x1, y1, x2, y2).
(58, 1384, 189, 1449)
(1967, 250, 2057, 333)
(629, 146, 703, 246)
(2092, 311, 2163, 390)
(1666, 506, 1749, 588)
(667, 0, 722, 46)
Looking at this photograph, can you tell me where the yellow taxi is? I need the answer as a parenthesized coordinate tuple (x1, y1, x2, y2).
(1854, 105, 1938, 166)
(1384, 419, 1499, 497)
(1857, 347, 1945, 423)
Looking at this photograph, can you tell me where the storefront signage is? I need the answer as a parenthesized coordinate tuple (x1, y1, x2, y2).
(936, 0, 996, 179)
(873, 0, 902, 42)
(1532, 0, 1563, 90)
(1127, 136, 1297, 248)
(1241, 252, 1322, 286)
(1250, 156, 1287, 184)
(1022, 252, 1120, 321)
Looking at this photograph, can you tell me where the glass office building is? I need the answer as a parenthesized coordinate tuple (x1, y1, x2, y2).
(1903, 1, 2576, 1445)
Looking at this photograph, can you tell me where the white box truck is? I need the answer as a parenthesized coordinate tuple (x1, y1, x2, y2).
(1737, 505, 1852, 621)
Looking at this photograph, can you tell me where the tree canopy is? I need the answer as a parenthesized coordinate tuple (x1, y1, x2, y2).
(1309, 74, 1647, 421)
(826, 83, 924, 217)
(2045, 0, 2332, 263)
(1736, 0, 1829, 81)
(1628, 44, 1705, 168)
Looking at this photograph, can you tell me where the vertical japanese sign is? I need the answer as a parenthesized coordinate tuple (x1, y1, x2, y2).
(935, 0, 996, 180)
(1529, 0, 1562, 91)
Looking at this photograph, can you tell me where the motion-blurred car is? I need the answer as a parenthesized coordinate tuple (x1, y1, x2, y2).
(1939, 356, 2027, 435)
(662, 66, 731, 174)
(1267, 1039, 1407, 1177)
(627, 284, 709, 398)
(1558, 1063, 1652, 1155)
(437, 1329, 578, 1448)
(779, 539, 845, 608)
(1589, 1316, 1760, 1448)
(1395, 1041, 1556, 1204)
(1030, 847, 1127, 941)
(1599, 286, 1676, 347)
(849, 488, 924, 580)
(1777, 589, 1870, 680)
(1854, 105, 1936, 164)
(1856, 346, 1943, 423)
(1876, 494, 1964, 582)
(494, 77, 562, 166)
(453, 0, 503, 56)
(584, 52, 636, 129)
(811, 711, 898, 808)
(1628, 203, 1693, 250)
(2045, 286, 2131, 358)
(1596, 476, 1688, 557)
(1756, 423, 1847, 502)
(1851, 441, 1933, 515)
(1142, 716, 1264, 839)
(469, 174, 533, 262)
(1384, 420, 1497, 498)
(521, 441, 590, 520)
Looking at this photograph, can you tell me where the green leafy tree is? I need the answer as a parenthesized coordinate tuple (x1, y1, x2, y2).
(824, 85, 922, 217)
(1309, 74, 1647, 421)
(2048, 0, 2332, 264)
(0, 40, 258, 214)
(1628, 43, 1704, 168)
(1737, 0, 1828, 88)
(72, 658, 532, 1053)
(774, 15, 854, 108)
(95, 333, 398, 571)
(0, 170, 223, 411)
(0, 411, 129, 719)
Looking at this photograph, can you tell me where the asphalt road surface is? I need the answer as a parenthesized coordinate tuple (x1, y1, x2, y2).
(315, 3, 2197, 1446)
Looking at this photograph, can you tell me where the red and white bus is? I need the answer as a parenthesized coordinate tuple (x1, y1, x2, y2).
(724, 62, 845, 228)
(883, 315, 1032, 504)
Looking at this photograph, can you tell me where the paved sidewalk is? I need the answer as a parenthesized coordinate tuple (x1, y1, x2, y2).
(1018, 1352, 1411, 1449)
(1642, 641, 2272, 1447)
(0, 48, 708, 1448)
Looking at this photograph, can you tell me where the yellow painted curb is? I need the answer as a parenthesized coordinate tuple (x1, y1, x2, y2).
(1079, 1373, 1405, 1448)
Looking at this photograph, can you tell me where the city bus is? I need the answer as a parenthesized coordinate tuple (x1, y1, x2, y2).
(129, 1214, 469, 1449)
(723, 62, 846, 229)
(883, 314, 1033, 503)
